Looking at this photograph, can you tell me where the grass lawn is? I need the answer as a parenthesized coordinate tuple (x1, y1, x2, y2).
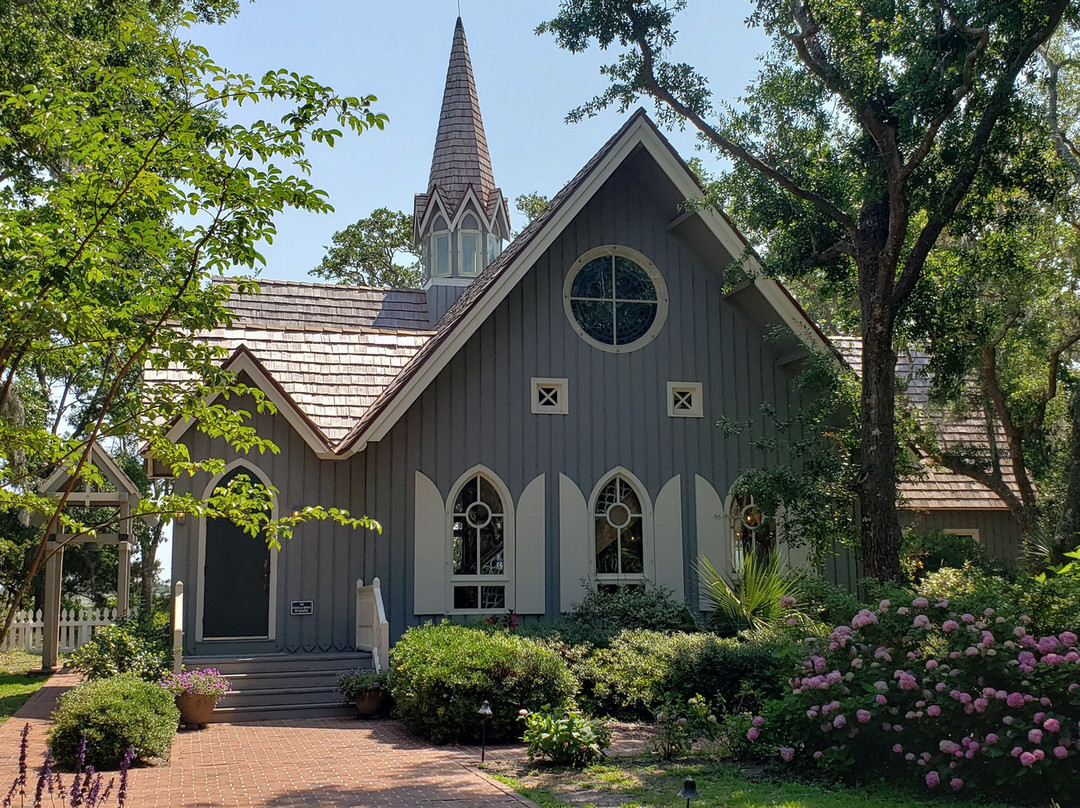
(0, 651, 49, 724)
(492, 760, 1031, 808)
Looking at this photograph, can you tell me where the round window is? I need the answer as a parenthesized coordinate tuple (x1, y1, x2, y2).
(563, 246, 668, 353)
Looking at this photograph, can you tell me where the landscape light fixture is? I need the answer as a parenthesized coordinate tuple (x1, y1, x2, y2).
(478, 700, 493, 762)
(678, 776, 699, 807)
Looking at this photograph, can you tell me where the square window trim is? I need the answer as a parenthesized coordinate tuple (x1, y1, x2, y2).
(531, 377, 569, 415)
(667, 381, 703, 418)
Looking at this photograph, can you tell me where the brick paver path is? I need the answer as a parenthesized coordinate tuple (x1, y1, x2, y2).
(0, 669, 538, 807)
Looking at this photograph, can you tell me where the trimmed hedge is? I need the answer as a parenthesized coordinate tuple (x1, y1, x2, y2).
(577, 629, 788, 719)
(389, 622, 576, 744)
(48, 674, 178, 768)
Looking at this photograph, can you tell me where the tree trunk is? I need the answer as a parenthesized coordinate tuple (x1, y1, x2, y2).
(1053, 386, 1080, 562)
(138, 525, 161, 628)
(858, 320, 904, 581)
(856, 195, 904, 583)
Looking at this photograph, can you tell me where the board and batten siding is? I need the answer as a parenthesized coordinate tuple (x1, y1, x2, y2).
(369, 154, 813, 635)
(171, 385, 374, 657)
(899, 510, 1022, 562)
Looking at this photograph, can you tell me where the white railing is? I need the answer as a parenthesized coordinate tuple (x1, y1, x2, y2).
(0, 607, 117, 653)
(355, 577, 390, 672)
(172, 581, 183, 674)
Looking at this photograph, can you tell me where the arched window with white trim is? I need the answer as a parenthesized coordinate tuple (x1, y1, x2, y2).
(727, 487, 776, 573)
(448, 469, 513, 612)
(591, 472, 651, 588)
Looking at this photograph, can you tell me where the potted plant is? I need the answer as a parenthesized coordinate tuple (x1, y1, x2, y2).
(338, 669, 389, 718)
(159, 667, 231, 728)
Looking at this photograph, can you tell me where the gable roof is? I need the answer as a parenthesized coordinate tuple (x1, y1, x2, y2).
(147, 281, 433, 453)
(337, 109, 833, 454)
(832, 337, 1016, 511)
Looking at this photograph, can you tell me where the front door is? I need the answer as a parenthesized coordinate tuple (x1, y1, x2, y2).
(202, 471, 271, 639)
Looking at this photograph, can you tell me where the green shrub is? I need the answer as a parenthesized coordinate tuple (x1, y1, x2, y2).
(48, 674, 178, 768)
(560, 583, 698, 646)
(69, 621, 169, 681)
(578, 629, 788, 719)
(901, 529, 1009, 583)
(519, 705, 610, 766)
(917, 566, 1080, 636)
(389, 622, 577, 744)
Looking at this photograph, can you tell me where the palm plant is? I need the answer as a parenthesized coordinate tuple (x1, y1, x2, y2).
(697, 551, 807, 633)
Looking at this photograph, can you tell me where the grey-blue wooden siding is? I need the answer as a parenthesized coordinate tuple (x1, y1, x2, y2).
(369, 157, 812, 636)
(172, 385, 373, 657)
(899, 510, 1022, 562)
(173, 155, 821, 652)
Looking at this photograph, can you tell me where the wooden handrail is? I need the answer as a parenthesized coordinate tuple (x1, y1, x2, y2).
(355, 577, 390, 672)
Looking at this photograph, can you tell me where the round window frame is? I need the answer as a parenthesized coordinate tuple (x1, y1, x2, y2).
(562, 245, 669, 354)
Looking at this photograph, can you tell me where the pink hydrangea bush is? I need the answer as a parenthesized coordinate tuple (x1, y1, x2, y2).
(747, 597, 1079, 801)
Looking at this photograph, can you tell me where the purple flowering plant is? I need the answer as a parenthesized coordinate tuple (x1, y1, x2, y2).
(158, 668, 231, 699)
(747, 596, 1079, 801)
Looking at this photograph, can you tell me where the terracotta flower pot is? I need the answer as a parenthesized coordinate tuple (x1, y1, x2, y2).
(176, 693, 218, 727)
(353, 689, 386, 718)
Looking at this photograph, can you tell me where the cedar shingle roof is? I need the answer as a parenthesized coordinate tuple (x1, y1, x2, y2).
(148, 280, 433, 443)
(831, 337, 1015, 511)
(423, 17, 497, 214)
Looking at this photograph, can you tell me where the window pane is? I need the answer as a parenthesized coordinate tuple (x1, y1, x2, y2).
(454, 476, 479, 513)
(615, 481, 641, 515)
(614, 257, 656, 300)
(480, 518, 504, 575)
(435, 235, 450, 276)
(615, 302, 656, 344)
(571, 257, 613, 299)
(480, 586, 505, 610)
(486, 233, 500, 264)
(621, 518, 644, 574)
(595, 478, 620, 515)
(571, 299, 615, 344)
(478, 478, 502, 515)
(461, 234, 479, 275)
(453, 524, 477, 575)
(454, 586, 478, 610)
(595, 518, 619, 573)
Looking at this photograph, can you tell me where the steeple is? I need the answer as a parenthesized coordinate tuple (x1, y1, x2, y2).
(415, 17, 511, 324)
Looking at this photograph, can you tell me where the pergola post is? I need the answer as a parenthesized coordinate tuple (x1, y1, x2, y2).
(41, 540, 64, 673)
(117, 538, 131, 619)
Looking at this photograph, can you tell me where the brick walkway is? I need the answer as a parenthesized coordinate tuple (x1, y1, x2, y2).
(0, 669, 539, 807)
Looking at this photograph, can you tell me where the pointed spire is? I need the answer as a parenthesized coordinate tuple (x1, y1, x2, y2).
(426, 17, 497, 211)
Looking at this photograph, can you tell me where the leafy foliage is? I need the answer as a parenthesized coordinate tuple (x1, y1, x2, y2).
(68, 622, 168, 682)
(337, 668, 389, 701)
(389, 622, 577, 744)
(48, 675, 178, 769)
(519, 705, 610, 767)
(576, 629, 787, 719)
(560, 582, 697, 646)
(311, 208, 421, 288)
(158, 667, 230, 698)
(697, 552, 807, 634)
(900, 530, 1008, 584)
(0, 0, 385, 643)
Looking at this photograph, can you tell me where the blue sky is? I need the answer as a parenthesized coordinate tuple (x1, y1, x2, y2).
(191, 1, 772, 282)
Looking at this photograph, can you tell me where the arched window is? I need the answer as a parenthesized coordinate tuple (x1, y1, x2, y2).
(449, 471, 511, 611)
(728, 490, 776, 572)
(430, 216, 450, 278)
(592, 474, 647, 586)
(458, 213, 481, 276)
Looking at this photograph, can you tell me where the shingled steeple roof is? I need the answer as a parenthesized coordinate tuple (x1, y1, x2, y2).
(425, 17, 498, 214)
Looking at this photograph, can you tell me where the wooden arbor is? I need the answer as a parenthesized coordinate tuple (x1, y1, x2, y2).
(37, 443, 141, 672)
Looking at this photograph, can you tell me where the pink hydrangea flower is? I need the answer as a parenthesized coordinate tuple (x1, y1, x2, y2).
(747, 727, 760, 741)
(856, 710, 871, 724)
(833, 714, 847, 729)
(813, 750, 823, 759)
(925, 771, 940, 788)
(927, 704, 941, 717)
(913, 615, 931, 629)
(912, 597, 929, 609)
(985, 733, 998, 745)
(780, 747, 795, 762)
(875, 694, 887, 705)
(950, 778, 964, 791)
(1061, 631, 1077, 647)
(1054, 746, 1069, 760)
(942, 621, 959, 633)
(1020, 751, 1036, 767)
(1044, 718, 1060, 733)
(1029, 729, 1043, 744)
(1007, 692, 1025, 709)
(961, 613, 975, 624)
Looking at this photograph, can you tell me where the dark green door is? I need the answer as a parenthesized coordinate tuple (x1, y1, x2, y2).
(202, 470, 271, 638)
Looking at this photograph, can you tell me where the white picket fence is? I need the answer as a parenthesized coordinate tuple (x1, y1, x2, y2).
(0, 608, 117, 654)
